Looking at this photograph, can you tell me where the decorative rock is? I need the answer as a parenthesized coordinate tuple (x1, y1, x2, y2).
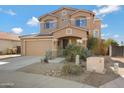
(114, 63, 119, 73)
(86, 57, 105, 74)
(75, 55, 80, 65)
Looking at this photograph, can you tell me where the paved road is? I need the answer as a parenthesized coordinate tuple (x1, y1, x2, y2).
(0, 70, 94, 88)
(0, 56, 42, 70)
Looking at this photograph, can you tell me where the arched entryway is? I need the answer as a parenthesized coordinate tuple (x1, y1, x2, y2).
(58, 36, 82, 49)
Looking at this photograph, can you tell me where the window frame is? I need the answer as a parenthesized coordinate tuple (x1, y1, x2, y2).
(44, 20, 56, 29)
(75, 17, 87, 28)
(93, 30, 99, 38)
(62, 10, 67, 16)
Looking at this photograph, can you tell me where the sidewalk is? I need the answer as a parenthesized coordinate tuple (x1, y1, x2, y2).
(0, 54, 21, 60)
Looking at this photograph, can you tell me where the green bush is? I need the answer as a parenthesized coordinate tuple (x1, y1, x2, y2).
(63, 44, 91, 61)
(80, 48, 91, 61)
(61, 63, 83, 75)
(87, 38, 100, 55)
(45, 50, 52, 59)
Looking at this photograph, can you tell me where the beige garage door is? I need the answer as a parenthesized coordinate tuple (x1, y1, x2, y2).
(25, 40, 52, 56)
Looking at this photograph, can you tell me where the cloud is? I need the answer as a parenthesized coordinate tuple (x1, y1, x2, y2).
(0, 8, 16, 16)
(101, 33, 110, 39)
(113, 34, 119, 38)
(93, 5, 121, 17)
(11, 27, 23, 34)
(101, 34, 105, 37)
(96, 5, 103, 8)
(101, 24, 108, 29)
(31, 32, 38, 35)
(27, 17, 39, 26)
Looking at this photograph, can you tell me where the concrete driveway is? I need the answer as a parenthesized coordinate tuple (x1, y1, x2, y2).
(0, 56, 94, 88)
(0, 56, 42, 70)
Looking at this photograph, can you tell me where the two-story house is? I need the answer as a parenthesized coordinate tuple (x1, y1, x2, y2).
(20, 7, 101, 56)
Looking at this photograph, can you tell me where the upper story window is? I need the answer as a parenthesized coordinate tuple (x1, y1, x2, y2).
(44, 20, 56, 29)
(93, 30, 99, 38)
(62, 10, 67, 16)
(75, 17, 87, 28)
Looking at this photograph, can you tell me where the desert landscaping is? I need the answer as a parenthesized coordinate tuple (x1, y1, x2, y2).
(18, 56, 122, 87)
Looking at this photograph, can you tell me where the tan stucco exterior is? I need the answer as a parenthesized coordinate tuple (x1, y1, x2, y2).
(21, 7, 101, 56)
(0, 40, 21, 54)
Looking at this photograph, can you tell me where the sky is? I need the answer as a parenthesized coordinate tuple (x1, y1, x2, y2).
(0, 5, 124, 44)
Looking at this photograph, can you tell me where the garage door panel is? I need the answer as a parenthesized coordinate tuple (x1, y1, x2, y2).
(26, 40, 52, 56)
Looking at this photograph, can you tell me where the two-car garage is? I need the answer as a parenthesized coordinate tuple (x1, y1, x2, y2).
(22, 39, 52, 56)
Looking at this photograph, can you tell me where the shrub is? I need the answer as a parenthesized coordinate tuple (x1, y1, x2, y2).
(45, 50, 52, 59)
(61, 63, 83, 75)
(57, 49, 64, 57)
(80, 48, 91, 61)
(63, 44, 91, 61)
(87, 38, 101, 55)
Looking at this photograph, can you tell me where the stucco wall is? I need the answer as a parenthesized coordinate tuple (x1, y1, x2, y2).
(0, 40, 21, 54)
(53, 27, 87, 39)
(40, 15, 58, 33)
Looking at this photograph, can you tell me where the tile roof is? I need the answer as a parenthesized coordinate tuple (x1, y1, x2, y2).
(0, 32, 20, 41)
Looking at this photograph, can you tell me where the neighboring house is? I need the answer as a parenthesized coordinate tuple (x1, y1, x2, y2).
(0, 32, 21, 54)
(20, 7, 101, 56)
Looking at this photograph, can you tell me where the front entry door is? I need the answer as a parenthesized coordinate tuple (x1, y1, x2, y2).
(63, 39, 69, 49)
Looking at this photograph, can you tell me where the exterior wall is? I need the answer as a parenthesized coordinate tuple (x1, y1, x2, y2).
(52, 8, 75, 28)
(39, 8, 101, 39)
(21, 39, 53, 56)
(40, 15, 58, 33)
(71, 11, 94, 29)
(70, 11, 95, 38)
(93, 19, 101, 39)
(53, 27, 88, 48)
(0, 40, 21, 54)
(53, 27, 87, 39)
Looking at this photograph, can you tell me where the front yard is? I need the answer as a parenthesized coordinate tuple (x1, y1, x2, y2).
(17, 56, 120, 87)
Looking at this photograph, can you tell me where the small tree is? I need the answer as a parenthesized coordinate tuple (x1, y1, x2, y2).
(104, 38, 118, 47)
(87, 38, 100, 55)
(102, 38, 119, 55)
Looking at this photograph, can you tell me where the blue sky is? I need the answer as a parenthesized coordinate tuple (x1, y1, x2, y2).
(0, 5, 124, 44)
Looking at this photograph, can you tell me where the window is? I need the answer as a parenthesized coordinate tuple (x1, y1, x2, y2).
(62, 10, 67, 16)
(44, 20, 56, 29)
(93, 30, 99, 38)
(75, 18, 87, 27)
(62, 18, 68, 25)
(62, 18, 67, 22)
